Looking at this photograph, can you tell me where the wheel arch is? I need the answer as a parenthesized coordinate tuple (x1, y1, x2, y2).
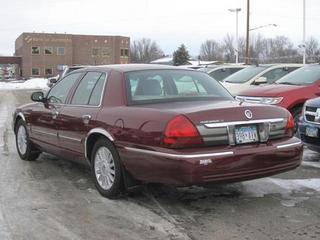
(13, 112, 26, 133)
(84, 128, 115, 162)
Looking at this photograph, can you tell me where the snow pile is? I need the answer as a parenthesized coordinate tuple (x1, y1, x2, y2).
(0, 78, 49, 90)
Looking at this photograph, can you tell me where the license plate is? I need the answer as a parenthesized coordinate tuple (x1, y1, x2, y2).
(235, 125, 259, 144)
(306, 126, 318, 137)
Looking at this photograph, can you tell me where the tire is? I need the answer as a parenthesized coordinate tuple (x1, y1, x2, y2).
(15, 119, 40, 161)
(291, 106, 302, 134)
(91, 138, 123, 199)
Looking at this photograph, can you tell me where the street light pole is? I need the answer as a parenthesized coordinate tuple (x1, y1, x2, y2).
(245, 0, 250, 64)
(228, 8, 241, 64)
(303, 0, 306, 64)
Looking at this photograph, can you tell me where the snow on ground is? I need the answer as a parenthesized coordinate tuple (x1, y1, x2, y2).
(0, 78, 49, 90)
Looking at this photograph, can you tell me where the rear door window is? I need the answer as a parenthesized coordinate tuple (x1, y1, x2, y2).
(71, 72, 106, 105)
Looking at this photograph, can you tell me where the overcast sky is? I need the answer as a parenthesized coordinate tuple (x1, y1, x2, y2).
(1, 0, 320, 56)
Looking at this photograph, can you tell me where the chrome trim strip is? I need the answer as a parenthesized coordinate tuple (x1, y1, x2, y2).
(84, 128, 115, 160)
(59, 134, 82, 142)
(276, 141, 302, 149)
(32, 129, 57, 137)
(124, 147, 234, 159)
(204, 118, 284, 128)
(17, 112, 26, 121)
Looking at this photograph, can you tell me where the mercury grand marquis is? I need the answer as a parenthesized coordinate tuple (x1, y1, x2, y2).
(13, 64, 303, 198)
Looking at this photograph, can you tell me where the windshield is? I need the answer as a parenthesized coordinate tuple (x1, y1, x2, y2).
(125, 69, 233, 105)
(276, 66, 320, 85)
(224, 66, 267, 83)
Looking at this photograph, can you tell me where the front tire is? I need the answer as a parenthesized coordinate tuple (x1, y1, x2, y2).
(15, 119, 40, 161)
(91, 138, 123, 199)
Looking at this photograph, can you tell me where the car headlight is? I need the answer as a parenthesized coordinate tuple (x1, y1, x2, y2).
(235, 96, 283, 105)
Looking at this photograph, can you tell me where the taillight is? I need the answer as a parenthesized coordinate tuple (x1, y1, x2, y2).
(163, 115, 203, 148)
(285, 114, 295, 137)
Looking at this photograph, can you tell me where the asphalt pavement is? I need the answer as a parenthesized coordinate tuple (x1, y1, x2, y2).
(0, 89, 320, 240)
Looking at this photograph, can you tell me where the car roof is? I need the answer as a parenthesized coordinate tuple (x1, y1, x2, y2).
(79, 64, 188, 73)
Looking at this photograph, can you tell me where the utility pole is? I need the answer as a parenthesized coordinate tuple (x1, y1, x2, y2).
(228, 8, 241, 63)
(245, 0, 250, 64)
(303, 0, 306, 64)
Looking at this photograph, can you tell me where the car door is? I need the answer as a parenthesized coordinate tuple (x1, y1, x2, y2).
(56, 71, 107, 161)
(30, 72, 82, 153)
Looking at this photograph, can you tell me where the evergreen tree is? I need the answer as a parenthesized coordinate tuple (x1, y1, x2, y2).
(173, 44, 190, 66)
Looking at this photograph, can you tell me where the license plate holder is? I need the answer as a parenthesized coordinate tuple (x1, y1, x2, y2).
(235, 125, 259, 144)
(306, 126, 318, 138)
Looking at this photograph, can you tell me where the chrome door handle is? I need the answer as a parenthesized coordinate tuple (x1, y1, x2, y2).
(82, 114, 92, 124)
(52, 111, 59, 119)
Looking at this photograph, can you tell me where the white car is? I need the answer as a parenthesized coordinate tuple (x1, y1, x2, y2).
(221, 64, 302, 95)
(200, 65, 248, 81)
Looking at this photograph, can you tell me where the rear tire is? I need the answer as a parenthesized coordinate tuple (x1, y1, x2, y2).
(15, 119, 40, 161)
(91, 138, 123, 199)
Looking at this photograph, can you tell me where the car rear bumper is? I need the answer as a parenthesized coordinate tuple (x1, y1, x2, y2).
(119, 137, 303, 186)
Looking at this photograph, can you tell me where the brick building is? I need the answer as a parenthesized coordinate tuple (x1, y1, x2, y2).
(15, 32, 130, 78)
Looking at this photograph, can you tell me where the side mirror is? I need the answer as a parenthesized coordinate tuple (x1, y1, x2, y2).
(254, 76, 268, 85)
(31, 91, 46, 103)
(49, 77, 58, 84)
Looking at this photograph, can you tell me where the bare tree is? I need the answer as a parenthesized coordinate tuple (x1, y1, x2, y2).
(306, 37, 320, 63)
(199, 40, 222, 61)
(221, 34, 235, 63)
(130, 38, 164, 63)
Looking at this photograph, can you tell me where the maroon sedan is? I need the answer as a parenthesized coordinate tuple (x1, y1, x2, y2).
(13, 64, 302, 198)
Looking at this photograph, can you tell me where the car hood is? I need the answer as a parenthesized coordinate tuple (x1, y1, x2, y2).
(237, 84, 307, 97)
(221, 82, 247, 95)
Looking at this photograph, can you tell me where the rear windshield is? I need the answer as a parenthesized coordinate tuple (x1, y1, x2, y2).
(125, 69, 233, 105)
(276, 66, 320, 85)
(224, 66, 267, 83)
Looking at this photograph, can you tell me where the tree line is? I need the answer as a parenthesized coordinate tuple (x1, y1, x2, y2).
(130, 34, 320, 65)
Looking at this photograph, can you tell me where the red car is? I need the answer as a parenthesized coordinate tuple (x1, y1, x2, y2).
(13, 64, 302, 198)
(236, 64, 320, 125)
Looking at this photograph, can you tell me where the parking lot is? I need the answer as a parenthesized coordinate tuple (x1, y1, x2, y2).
(1, 89, 320, 240)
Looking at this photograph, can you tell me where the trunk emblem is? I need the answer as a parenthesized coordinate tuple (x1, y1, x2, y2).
(245, 110, 253, 119)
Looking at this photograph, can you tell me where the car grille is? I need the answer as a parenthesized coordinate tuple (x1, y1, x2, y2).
(304, 106, 320, 124)
(301, 134, 320, 145)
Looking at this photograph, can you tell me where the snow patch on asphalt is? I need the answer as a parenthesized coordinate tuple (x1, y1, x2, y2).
(242, 177, 320, 207)
(0, 78, 49, 90)
(302, 161, 320, 169)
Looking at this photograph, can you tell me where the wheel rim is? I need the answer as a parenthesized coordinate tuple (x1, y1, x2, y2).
(17, 125, 27, 155)
(94, 146, 115, 190)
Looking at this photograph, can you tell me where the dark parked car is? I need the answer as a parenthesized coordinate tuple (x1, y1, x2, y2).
(298, 98, 320, 152)
(13, 64, 302, 198)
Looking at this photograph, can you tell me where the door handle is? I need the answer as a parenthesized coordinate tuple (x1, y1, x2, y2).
(82, 114, 92, 124)
(52, 110, 59, 119)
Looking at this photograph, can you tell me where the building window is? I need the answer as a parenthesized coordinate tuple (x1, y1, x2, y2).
(31, 46, 40, 55)
(102, 47, 110, 56)
(31, 68, 40, 76)
(92, 48, 99, 56)
(44, 47, 53, 55)
(121, 48, 129, 57)
(57, 47, 65, 55)
(45, 68, 53, 75)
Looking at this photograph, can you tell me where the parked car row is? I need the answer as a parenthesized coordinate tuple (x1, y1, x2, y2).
(221, 64, 320, 154)
(13, 64, 302, 199)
